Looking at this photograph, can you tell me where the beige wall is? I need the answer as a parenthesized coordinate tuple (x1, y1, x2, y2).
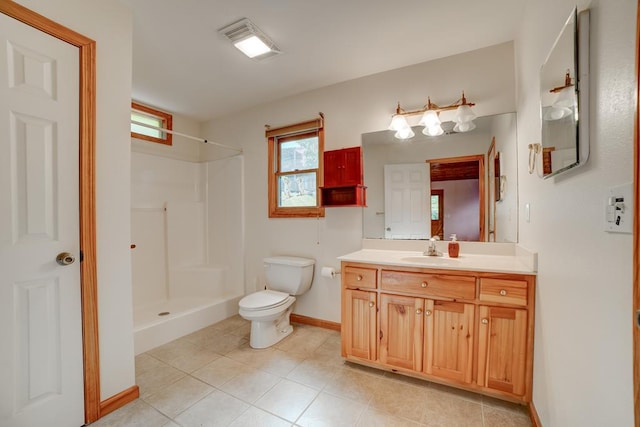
(14, 0, 136, 401)
(515, 1, 636, 425)
(203, 41, 516, 324)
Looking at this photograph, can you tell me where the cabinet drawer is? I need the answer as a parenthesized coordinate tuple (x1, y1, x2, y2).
(380, 270, 475, 300)
(344, 266, 377, 289)
(479, 278, 528, 306)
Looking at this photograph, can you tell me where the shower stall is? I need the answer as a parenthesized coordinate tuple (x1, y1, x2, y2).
(130, 152, 244, 354)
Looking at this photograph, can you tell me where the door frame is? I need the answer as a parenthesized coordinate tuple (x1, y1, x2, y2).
(427, 154, 486, 241)
(634, 2, 640, 425)
(0, 1, 100, 424)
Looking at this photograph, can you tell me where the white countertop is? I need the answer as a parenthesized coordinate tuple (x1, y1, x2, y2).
(337, 248, 537, 275)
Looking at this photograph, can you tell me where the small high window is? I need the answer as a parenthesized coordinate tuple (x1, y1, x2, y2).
(131, 102, 173, 145)
(267, 116, 324, 218)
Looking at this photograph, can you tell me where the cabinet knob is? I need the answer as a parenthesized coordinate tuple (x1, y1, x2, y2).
(357, 275, 363, 281)
(416, 309, 422, 315)
(481, 318, 489, 324)
(499, 289, 507, 296)
(421, 282, 428, 288)
(369, 301, 375, 308)
(425, 310, 432, 316)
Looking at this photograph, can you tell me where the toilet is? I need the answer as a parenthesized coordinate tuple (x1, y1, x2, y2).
(238, 256, 315, 349)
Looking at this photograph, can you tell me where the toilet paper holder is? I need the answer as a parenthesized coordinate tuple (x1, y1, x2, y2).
(320, 266, 341, 279)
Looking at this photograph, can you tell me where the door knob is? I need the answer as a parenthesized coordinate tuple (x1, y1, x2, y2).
(56, 252, 76, 266)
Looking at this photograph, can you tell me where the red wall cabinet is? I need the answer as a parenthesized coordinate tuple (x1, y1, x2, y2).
(324, 147, 362, 187)
(321, 147, 366, 207)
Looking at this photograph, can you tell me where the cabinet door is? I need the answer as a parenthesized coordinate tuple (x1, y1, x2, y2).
(477, 306, 528, 396)
(424, 300, 474, 383)
(379, 294, 424, 371)
(342, 289, 377, 361)
(341, 147, 362, 186)
(323, 150, 343, 187)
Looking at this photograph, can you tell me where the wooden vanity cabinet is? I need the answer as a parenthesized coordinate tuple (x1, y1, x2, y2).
(341, 261, 536, 403)
(379, 293, 424, 370)
(423, 300, 475, 384)
(341, 264, 378, 361)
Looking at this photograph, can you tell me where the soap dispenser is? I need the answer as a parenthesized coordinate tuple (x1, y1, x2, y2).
(448, 234, 459, 258)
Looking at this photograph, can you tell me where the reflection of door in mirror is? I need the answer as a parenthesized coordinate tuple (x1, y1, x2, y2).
(487, 138, 497, 242)
(430, 155, 485, 241)
(383, 163, 431, 239)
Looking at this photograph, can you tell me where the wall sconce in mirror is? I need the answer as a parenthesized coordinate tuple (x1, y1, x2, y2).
(388, 92, 477, 140)
(539, 7, 589, 179)
(543, 70, 575, 121)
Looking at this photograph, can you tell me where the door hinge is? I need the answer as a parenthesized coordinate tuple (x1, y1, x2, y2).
(636, 310, 640, 328)
(79, 250, 84, 263)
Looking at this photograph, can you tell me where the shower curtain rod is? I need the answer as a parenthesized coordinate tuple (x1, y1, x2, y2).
(131, 120, 243, 154)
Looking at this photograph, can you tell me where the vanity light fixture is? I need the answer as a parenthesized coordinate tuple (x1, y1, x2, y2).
(544, 70, 575, 121)
(388, 92, 476, 140)
(219, 18, 281, 60)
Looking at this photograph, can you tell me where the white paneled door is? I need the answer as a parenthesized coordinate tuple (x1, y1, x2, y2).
(0, 12, 84, 427)
(384, 163, 431, 239)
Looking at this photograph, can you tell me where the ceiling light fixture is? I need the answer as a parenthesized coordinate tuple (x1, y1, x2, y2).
(389, 92, 476, 140)
(218, 18, 281, 60)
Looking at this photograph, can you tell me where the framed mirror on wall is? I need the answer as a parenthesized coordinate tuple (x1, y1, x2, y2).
(539, 7, 590, 178)
(362, 112, 518, 243)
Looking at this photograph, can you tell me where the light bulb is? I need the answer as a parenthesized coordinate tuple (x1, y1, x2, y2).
(453, 121, 476, 133)
(422, 124, 444, 136)
(455, 104, 476, 123)
(554, 86, 576, 108)
(543, 106, 572, 121)
(418, 110, 440, 128)
(389, 115, 409, 131)
(394, 126, 415, 140)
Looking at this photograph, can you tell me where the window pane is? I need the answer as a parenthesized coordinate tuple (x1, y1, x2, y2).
(131, 111, 163, 138)
(278, 172, 317, 207)
(431, 195, 439, 220)
(279, 136, 318, 172)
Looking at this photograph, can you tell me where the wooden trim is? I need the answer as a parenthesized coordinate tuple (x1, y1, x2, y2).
(99, 385, 139, 418)
(290, 313, 341, 332)
(267, 122, 325, 218)
(131, 101, 173, 145)
(427, 154, 486, 241)
(487, 138, 497, 242)
(0, 2, 101, 424)
(528, 401, 543, 427)
(265, 117, 323, 137)
(634, 1, 640, 425)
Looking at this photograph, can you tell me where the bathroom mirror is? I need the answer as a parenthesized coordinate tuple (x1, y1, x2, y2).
(539, 7, 590, 178)
(362, 112, 518, 243)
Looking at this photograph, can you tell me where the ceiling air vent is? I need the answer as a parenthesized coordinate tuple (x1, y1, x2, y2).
(218, 18, 281, 60)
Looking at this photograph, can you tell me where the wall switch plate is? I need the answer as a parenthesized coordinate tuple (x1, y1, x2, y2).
(605, 182, 633, 234)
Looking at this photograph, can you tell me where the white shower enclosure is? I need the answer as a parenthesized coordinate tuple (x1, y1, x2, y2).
(130, 152, 244, 354)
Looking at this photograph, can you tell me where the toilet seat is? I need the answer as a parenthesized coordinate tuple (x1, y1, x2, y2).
(239, 290, 290, 311)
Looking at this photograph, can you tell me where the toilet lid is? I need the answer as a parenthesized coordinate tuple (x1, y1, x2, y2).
(239, 290, 290, 310)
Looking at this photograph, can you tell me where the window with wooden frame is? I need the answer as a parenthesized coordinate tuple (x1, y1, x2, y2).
(131, 101, 173, 145)
(267, 115, 325, 218)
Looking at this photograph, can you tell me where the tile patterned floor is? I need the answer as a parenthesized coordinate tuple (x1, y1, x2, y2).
(92, 316, 531, 427)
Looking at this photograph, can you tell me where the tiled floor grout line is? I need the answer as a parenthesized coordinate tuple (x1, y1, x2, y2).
(115, 318, 532, 427)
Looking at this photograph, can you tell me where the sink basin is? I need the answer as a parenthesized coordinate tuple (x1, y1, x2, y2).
(400, 256, 460, 266)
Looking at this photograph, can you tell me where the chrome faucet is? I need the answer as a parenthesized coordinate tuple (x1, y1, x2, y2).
(424, 236, 441, 256)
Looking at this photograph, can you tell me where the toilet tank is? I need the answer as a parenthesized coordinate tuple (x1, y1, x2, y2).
(263, 256, 315, 295)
